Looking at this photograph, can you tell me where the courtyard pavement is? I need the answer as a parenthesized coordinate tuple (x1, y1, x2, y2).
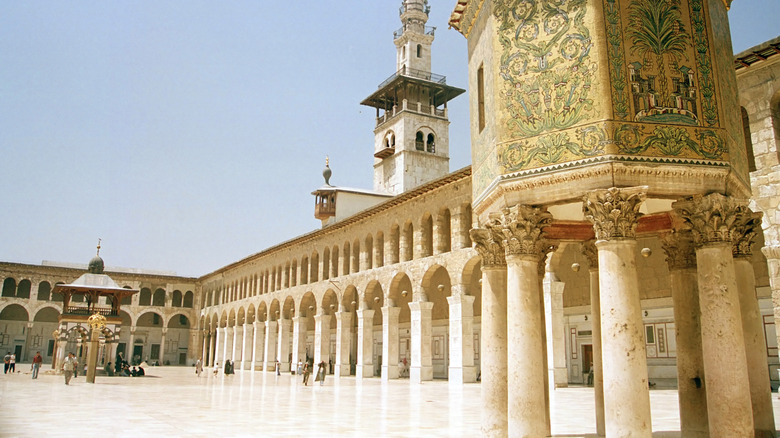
(1, 366, 779, 437)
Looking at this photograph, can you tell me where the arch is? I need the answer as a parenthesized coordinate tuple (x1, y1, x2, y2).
(365, 280, 385, 327)
(331, 245, 340, 278)
(310, 251, 320, 282)
(52, 282, 65, 302)
(119, 310, 132, 327)
(390, 224, 400, 264)
(352, 239, 360, 273)
(417, 43, 422, 58)
(437, 207, 452, 254)
(16, 279, 31, 299)
(172, 290, 183, 307)
(322, 289, 339, 329)
(2, 278, 16, 297)
(365, 234, 374, 270)
(0, 304, 29, 321)
(422, 264, 452, 320)
(136, 311, 164, 327)
(415, 131, 424, 151)
(283, 295, 296, 319)
(37, 281, 51, 301)
(421, 213, 434, 257)
(388, 273, 412, 324)
(323, 247, 330, 280)
(375, 231, 385, 268)
(33, 306, 60, 322)
(246, 303, 256, 324)
(402, 221, 414, 261)
(152, 288, 165, 307)
(300, 256, 309, 285)
(342, 241, 351, 275)
(291, 260, 298, 287)
(237, 307, 246, 326)
(741, 107, 757, 172)
(461, 256, 483, 317)
(269, 299, 281, 321)
(257, 301, 269, 322)
(139, 288, 152, 306)
(384, 130, 396, 149)
(183, 291, 194, 308)
(167, 313, 191, 329)
(426, 133, 435, 153)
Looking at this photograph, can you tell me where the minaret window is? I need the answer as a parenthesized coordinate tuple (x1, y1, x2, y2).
(427, 133, 435, 153)
(416, 131, 424, 150)
(417, 44, 422, 58)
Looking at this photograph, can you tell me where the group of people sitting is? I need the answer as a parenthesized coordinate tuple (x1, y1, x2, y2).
(102, 353, 146, 377)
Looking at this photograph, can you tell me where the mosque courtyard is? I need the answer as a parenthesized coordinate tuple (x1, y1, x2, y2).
(3, 366, 780, 437)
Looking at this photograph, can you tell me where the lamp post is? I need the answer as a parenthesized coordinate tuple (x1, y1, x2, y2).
(86, 313, 106, 383)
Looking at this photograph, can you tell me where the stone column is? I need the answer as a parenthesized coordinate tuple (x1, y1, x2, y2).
(583, 187, 652, 438)
(277, 318, 291, 372)
(201, 332, 209, 366)
(158, 328, 167, 366)
(242, 323, 252, 370)
(408, 299, 433, 383)
(382, 304, 400, 380)
(232, 325, 242, 364)
(210, 330, 218, 367)
(582, 241, 606, 437)
(674, 193, 755, 437)
(733, 212, 776, 437)
(763, 245, 780, 359)
(452, 204, 470, 249)
(470, 226, 508, 437)
(213, 327, 222, 367)
(263, 320, 277, 372)
(335, 310, 353, 377)
(660, 231, 708, 437)
(497, 204, 551, 437)
(447, 293, 476, 383)
(291, 316, 306, 371)
(314, 313, 331, 366)
(543, 271, 567, 388)
(224, 326, 234, 366)
(253, 321, 265, 371)
(356, 308, 375, 378)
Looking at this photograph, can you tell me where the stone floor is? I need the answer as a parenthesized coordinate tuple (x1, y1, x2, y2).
(1, 366, 779, 437)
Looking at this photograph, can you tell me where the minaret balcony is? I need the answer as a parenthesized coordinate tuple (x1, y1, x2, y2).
(393, 25, 435, 40)
(375, 102, 446, 128)
(378, 66, 446, 89)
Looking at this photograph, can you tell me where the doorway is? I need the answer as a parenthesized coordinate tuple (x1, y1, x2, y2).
(14, 345, 23, 362)
(132, 345, 143, 365)
(581, 344, 593, 385)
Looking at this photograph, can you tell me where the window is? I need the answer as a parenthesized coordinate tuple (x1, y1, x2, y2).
(426, 133, 435, 153)
(477, 65, 485, 132)
(417, 44, 422, 58)
(415, 131, 424, 151)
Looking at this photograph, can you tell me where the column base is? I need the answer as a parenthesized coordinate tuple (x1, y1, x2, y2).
(382, 364, 399, 380)
(552, 367, 568, 388)
(448, 366, 477, 384)
(410, 366, 433, 383)
(280, 361, 290, 372)
(356, 365, 373, 378)
(335, 364, 350, 377)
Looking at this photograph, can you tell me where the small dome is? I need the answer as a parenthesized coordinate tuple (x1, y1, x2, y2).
(88, 256, 104, 274)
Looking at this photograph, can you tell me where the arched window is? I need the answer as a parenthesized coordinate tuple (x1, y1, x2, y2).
(139, 288, 152, 306)
(742, 107, 757, 172)
(427, 133, 435, 153)
(415, 131, 424, 151)
(172, 290, 183, 307)
(16, 279, 31, 299)
(417, 44, 422, 58)
(121, 286, 132, 305)
(421, 214, 433, 257)
(2, 278, 16, 297)
(37, 281, 51, 301)
(183, 291, 194, 308)
(153, 288, 165, 306)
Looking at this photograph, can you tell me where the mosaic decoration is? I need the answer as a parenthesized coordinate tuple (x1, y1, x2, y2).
(604, 0, 629, 119)
(499, 125, 607, 172)
(613, 124, 725, 159)
(494, 0, 597, 138)
(689, 0, 717, 126)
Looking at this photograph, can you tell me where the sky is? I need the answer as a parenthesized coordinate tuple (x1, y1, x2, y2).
(0, 1, 778, 278)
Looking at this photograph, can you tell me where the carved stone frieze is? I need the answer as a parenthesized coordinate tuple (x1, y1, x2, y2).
(732, 211, 763, 258)
(672, 193, 750, 248)
(470, 223, 506, 268)
(496, 204, 553, 259)
(582, 186, 647, 241)
(660, 230, 697, 271)
(581, 240, 598, 270)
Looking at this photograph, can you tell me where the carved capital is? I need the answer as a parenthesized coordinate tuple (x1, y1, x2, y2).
(470, 224, 506, 268)
(537, 243, 558, 276)
(732, 211, 762, 258)
(582, 186, 647, 241)
(497, 204, 553, 259)
(762, 245, 780, 260)
(672, 193, 749, 248)
(660, 230, 697, 270)
(581, 240, 598, 269)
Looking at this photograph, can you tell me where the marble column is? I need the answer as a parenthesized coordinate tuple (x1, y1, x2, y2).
(253, 321, 265, 371)
(335, 310, 353, 377)
(675, 193, 755, 437)
(213, 327, 222, 367)
(210, 330, 218, 367)
(232, 325, 242, 364)
(660, 231, 708, 437)
(314, 313, 331, 366)
(263, 320, 277, 372)
(277, 318, 291, 372)
(408, 299, 433, 383)
(201, 331, 209, 366)
(498, 204, 551, 438)
(584, 187, 652, 438)
(382, 304, 400, 380)
(356, 308, 375, 378)
(242, 323, 253, 370)
(582, 241, 606, 437)
(224, 327, 234, 366)
(291, 316, 306, 371)
(470, 226, 508, 437)
(159, 328, 168, 365)
(733, 212, 776, 437)
(447, 294, 476, 384)
(543, 271, 567, 388)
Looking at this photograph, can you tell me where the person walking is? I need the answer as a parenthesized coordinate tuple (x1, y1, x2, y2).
(275, 360, 280, 376)
(31, 351, 42, 379)
(195, 358, 203, 377)
(297, 361, 303, 376)
(315, 361, 326, 386)
(9, 353, 15, 373)
(302, 362, 311, 386)
(3, 352, 10, 374)
(62, 353, 76, 385)
(72, 356, 78, 378)
(213, 361, 219, 376)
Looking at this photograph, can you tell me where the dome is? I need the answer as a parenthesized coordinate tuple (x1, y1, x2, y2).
(88, 255, 104, 274)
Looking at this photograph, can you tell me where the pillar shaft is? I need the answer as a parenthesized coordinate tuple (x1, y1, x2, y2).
(408, 301, 433, 383)
(356, 309, 374, 378)
(277, 318, 291, 372)
(253, 321, 265, 370)
(314, 314, 331, 366)
(263, 321, 277, 372)
(291, 316, 306, 371)
(242, 323, 252, 370)
(589, 268, 606, 437)
(232, 326, 242, 364)
(382, 306, 400, 380)
(447, 294, 476, 383)
(335, 311, 353, 377)
(224, 327, 234, 364)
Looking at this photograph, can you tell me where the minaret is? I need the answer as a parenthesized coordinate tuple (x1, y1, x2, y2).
(361, 0, 464, 195)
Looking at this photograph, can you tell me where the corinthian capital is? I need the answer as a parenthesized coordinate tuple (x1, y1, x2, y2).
(672, 193, 749, 248)
(470, 222, 506, 268)
(496, 204, 553, 259)
(732, 211, 762, 258)
(660, 230, 697, 271)
(582, 186, 647, 241)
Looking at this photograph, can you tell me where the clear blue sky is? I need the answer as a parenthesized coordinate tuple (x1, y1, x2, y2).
(1, 1, 777, 278)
